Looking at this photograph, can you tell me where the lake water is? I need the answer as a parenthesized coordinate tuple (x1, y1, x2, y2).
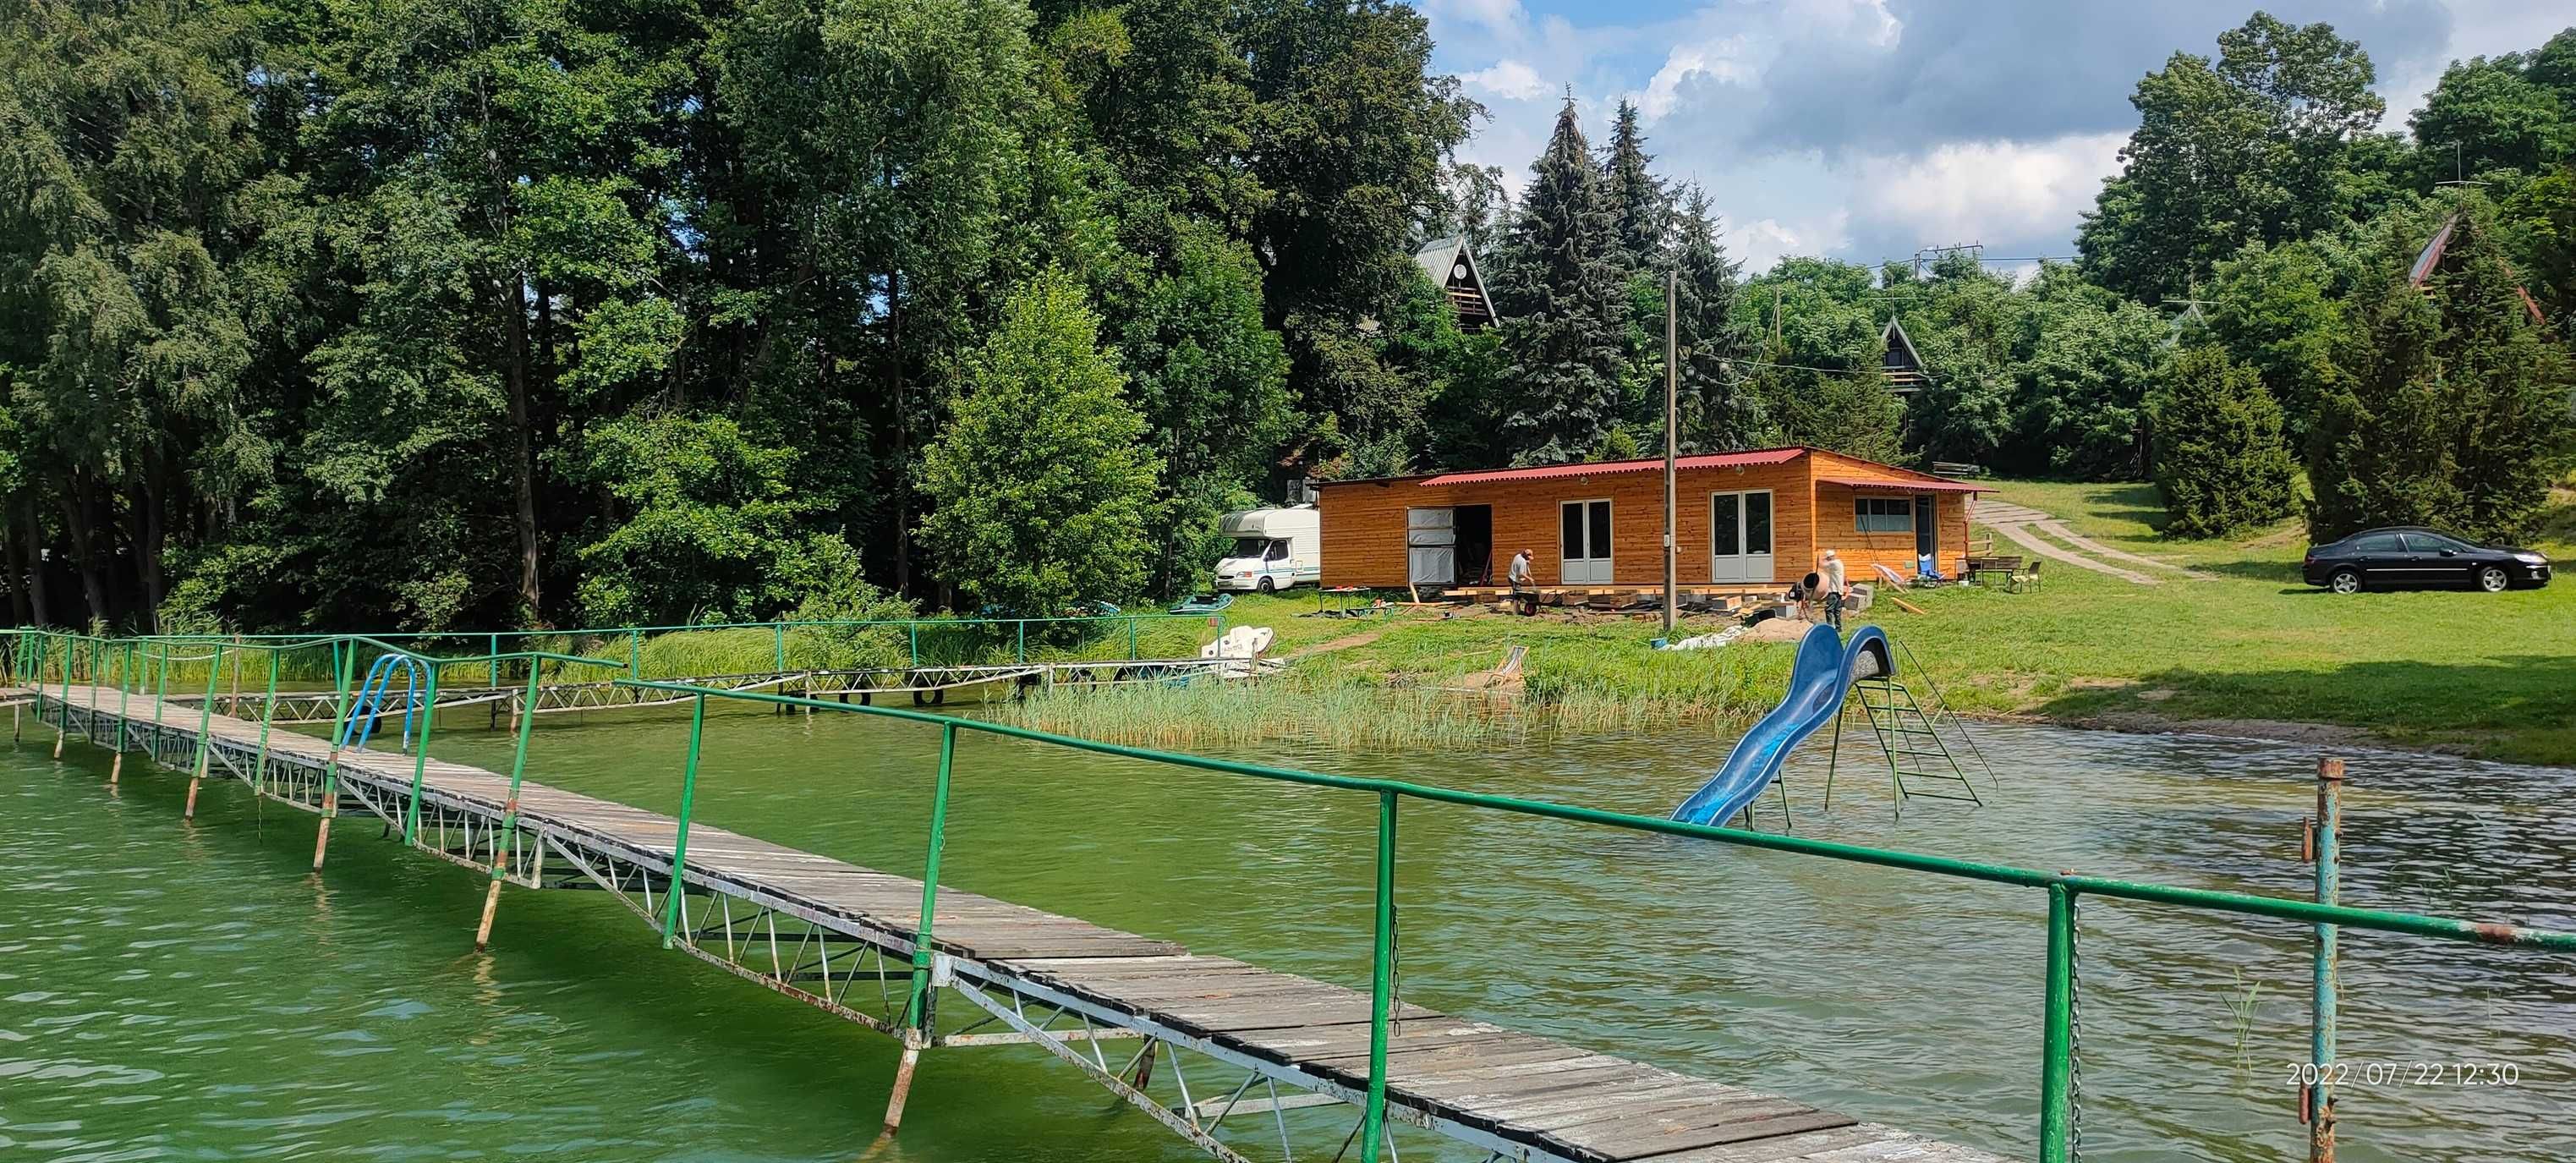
(3, 701, 2571, 1162)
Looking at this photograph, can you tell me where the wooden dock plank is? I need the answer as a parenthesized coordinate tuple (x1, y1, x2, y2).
(36, 686, 2007, 1163)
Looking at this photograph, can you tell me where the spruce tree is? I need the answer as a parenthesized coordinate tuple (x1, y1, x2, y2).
(1601, 99, 1670, 271)
(2308, 205, 2576, 543)
(1669, 185, 1762, 449)
(1490, 99, 1631, 464)
(2148, 346, 2297, 538)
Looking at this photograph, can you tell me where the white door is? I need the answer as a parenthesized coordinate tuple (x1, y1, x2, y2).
(1709, 491, 1774, 582)
(1559, 499, 1613, 584)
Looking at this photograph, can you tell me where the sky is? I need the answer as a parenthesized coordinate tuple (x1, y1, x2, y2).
(1416, 0, 2575, 276)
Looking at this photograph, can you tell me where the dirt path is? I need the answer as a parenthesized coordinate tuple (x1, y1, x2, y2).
(2033, 519, 2214, 579)
(1987, 518, 2165, 584)
(1284, 626, 1392, 660)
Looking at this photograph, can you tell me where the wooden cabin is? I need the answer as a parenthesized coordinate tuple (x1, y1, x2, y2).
(1412, 236, 1495, 331)
(1315, 447, 1987, 591)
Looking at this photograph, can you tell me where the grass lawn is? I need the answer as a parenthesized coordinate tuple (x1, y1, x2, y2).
(1103, 480, 2576, 765)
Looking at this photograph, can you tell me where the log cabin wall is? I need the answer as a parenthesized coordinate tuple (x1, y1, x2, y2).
(1318, 448, 1983, 590)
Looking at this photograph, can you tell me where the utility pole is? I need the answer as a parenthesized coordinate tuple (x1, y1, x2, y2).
(1663, 268, 1679, 635)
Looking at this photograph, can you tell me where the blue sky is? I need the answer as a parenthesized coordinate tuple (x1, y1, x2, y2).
(1416, 0, 2573, 274)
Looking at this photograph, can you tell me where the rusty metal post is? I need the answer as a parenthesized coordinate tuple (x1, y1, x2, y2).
(314, 639, 358, 872)
(475, 660, 546, 950)
(184, 643, 222, 820)
(2306, 755, 2343, 1163)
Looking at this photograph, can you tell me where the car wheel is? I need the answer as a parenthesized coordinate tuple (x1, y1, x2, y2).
(2327, 568, 2361, 595)
(2478, 565, 2509, 593)
(1257, 576, 1276, 594)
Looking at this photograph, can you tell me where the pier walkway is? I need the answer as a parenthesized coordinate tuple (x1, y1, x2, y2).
(26, 683, 2003, 1163)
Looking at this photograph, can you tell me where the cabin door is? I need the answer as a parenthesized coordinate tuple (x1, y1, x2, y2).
(1559, 499, 1614, 584)
(1709, 491, 1774, 582)
(1405, 507, 1455, 587)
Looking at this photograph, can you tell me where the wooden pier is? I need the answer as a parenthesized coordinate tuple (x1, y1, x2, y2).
(24, 684, 2004, 1163)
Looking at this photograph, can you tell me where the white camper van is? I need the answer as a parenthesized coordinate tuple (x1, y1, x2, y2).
(1214, 506, 1322, 592)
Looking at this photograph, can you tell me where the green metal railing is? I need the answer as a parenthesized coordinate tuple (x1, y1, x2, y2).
(3, 611, 1231, 683)
(11, 628, 2576, 1161)
(597, 675, 2576, 1163)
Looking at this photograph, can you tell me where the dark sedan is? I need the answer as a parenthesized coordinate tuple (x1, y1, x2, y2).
(2303, 527, 2552, 594)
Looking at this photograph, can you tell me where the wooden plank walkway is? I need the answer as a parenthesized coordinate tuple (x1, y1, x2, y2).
(28, 685, 2006, 1163)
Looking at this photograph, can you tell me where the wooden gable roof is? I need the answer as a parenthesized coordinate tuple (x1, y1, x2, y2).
(1879, 317, 1928, 393)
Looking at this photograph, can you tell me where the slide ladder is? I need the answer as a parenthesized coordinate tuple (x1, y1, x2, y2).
(1848, 678, 1982, 810)
(337, 653, 428, 753)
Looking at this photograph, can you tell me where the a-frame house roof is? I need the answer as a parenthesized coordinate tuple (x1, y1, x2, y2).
(1879, 317, 1928, 393)
(1412, 235, 1495, 330)
(2410, 213, 2547, 327)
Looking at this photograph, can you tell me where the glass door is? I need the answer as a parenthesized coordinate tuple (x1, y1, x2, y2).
(1710, 491, 1774, 581)
(1559, 499, 1613, 584)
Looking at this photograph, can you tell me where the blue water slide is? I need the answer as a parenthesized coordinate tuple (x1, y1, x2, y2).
(1670, 623, 1893, 826)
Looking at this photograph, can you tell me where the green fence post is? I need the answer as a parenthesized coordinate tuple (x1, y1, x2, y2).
(1128, 617, 1138, 661)
(774, 622, 787, 672)
(659, 693, 708, 948)
(489, 633, 501, 686)
(2039, 884, 2075, 1163)
(908, 623, 919, 668)
(402, 661, 441, 844)
(2310, 757, 2343, 1163)
(628, 628, 642, 678)
(183, 643, 222, 819)
(315, 639, 359, 872)
(902, 721, 958, 1031)
(478, 660, 549, 950)
(1359, 788, 1399, 1163)
(251, 648, 281, 796)
(113, 642, 133, 771)
(1015, 620, 1026, 664)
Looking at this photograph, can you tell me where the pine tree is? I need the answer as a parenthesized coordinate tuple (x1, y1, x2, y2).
(1601, 99, 1670, 272)
(1668, 186, 1762, 449)
(2308, 205, 2576, 543)
(1490, 99, 1631, 464)
(2148, 346, 2297, 538)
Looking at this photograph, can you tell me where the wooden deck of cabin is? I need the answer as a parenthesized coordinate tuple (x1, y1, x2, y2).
(23, 685, 2007, 1163)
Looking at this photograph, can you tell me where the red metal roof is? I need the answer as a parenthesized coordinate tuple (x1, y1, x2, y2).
(1820, 475, 1989, 494)
(1416, 447, 1805, 487)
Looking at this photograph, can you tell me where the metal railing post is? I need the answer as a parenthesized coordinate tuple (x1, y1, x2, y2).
(659, 693, 708, 948)
(773, 622, 786, 672)
(1015, 620, 1026, 663)
(479, 660, 549, 950)
(252, 648, 280, 795)
(2309, 757, 2343, 1163)
(1128, 617, 1138, 661)
(184, 643, 222, 819)
(401, 661, 441, 843)
(628, 628, 642, 678)
(315, 639, 359, 871)
(1360, 788, 1399, 1162)
(908, 623, 919, 667)
(903, 721, 958, 1030)
(2039, 884, 2076, 1163)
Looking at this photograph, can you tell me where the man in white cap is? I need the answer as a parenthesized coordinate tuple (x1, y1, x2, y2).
(1818, 549, 1848, 631)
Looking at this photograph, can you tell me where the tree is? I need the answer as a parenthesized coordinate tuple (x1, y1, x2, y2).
(566, 414, 859, 627)
(2409, 45, 2573, 182)
(2010, 272, 2168, 480)
(1600, 99, 1669, 271)
(2080, 14, 2385, 303)
(2149, 346, 2296, 537)
(2308, 205, 2576, 543)
(917, 268, 1159, 613)
(1667, 186, 1758, 450)
(1488, 100, 1631, 464)
(2204, 240, 2343, 441)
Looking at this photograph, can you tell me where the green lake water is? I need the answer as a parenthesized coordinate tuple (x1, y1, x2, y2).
(3, 700, 2572, 1162)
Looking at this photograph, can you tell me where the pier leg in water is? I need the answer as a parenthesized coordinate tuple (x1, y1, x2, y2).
(313, 779, 337, 870)
(882, 1040, 924, 1135)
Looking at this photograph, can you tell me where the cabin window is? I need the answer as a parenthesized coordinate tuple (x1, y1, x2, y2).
(1855, 496, 1913, 533)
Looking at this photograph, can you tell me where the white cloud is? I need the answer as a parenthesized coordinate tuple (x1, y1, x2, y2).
(1465, 58, 1552, 101)
(1632, 37, 1753, 121)
(1730, 211, 1853, 272)
(1784, 0, 1902, 48)
(1426, 0, 1528, 38)
(1853, 134, 2127, 254)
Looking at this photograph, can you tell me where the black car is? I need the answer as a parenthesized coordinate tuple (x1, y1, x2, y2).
(2303, 527, 2552, 594)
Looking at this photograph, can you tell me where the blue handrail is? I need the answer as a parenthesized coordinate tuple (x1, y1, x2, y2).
(337, 653, 427, 751)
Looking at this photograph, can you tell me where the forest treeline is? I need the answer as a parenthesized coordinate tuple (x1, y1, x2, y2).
(2, 3, 2571, 634)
